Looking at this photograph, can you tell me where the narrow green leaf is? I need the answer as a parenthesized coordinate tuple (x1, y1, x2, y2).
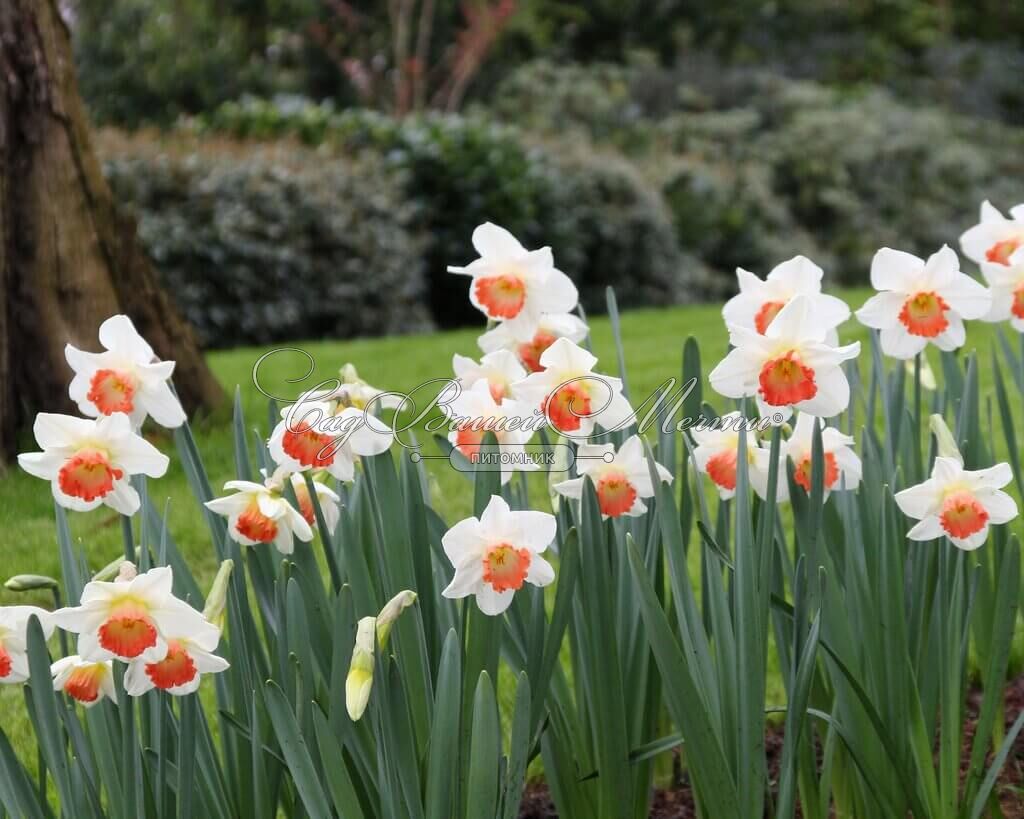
(0, 727, 51, 819)
(969, 709, 1024, 819)
(777, 611, 821, 819)
(425, 630, 462, 819)
(177, 694, 198, 819)
(965, 538, 1020, 807)
(465, 672, 499, 819)
(263, 681, 331, 819)
(24, 618, 72, 807)
(501, 673, 532, 819)
(626, 539, 741, 817)
(311, 706, 365, 819)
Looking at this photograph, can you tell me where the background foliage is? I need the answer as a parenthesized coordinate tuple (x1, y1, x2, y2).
(69, 0, 1024, 343)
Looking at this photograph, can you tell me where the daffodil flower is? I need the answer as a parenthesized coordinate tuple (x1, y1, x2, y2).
(691, 411, 784, 501)
(52, 656, 116, 708)
(448, 223, 578, 341)
(855, 246, 991, 359)
(515, 338, 635, 437)
(478, 312, 589, 373)
(328, 364, 405, 410)
(553, 435, 672, 518)
(781, 413, 861, 498)
(959, 200, 1024, 267)
(65, 314, 185, 428)
(205, 476, 314, 554)
(979, 246, 1024, 332)
(0, 607, 54, 684)
(710, 296, 860, 424)
(52, 565, 209, 663)
(723, 256, 849, 342)
(442, 495, 555, 615)
(446, 381, 540, 485)
(124, 614, 229, 696)
(452, 349, 527, 403)
(268, 400, 393, 482)
(895, 457, 1018, 551)
(285, 470, 341, 533)
(17, 412, 169, 514)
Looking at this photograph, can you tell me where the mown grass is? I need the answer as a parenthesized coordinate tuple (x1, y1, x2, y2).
(3, 287, 1022, 767)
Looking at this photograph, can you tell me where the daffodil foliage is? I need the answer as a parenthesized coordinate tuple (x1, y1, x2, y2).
(3, 209, 1024, 819)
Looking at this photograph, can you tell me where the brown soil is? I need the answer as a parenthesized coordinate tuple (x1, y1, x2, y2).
(519, 674, 1024, 818)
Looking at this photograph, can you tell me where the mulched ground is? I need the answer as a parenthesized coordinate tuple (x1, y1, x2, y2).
(519, 675, 1024, 818)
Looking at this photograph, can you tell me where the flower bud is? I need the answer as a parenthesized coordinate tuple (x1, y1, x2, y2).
(92, 550, 141, 582)
(905, 357, 937, 391)
(375, 590, 417, 648)
(203, 560, 234, 626)
(346, 617, 376, 721)
(4, 574, 59, 593)
(116, 561, 138, 582)
(340, 363, 360, 384)
(929, 414, 963, 464)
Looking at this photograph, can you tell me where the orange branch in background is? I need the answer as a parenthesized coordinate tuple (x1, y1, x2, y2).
(306, 0, 517, 115)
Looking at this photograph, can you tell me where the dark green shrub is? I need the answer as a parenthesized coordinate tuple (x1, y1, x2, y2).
(649, 72, 1024, 286)
(485, 60, 655, 153)
(760, 88, 1024, 283)
(661, 159, 823, 287)
(546, 152, 715, 305)
(188, 105, 708, 324)
(103, 143, 431, 347)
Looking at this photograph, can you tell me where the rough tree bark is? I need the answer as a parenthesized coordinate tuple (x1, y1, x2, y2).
(0, 0, 224, 464)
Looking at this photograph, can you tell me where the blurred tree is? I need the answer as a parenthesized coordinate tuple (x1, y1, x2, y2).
(73, 0, 274, 126)
(64, 0, 1024, 127)
(307, 0, 518, 114)
(0, 0, 225, 463)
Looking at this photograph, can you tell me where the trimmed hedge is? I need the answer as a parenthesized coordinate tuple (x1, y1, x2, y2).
(101, 112, 703, 345)
(107, 72, 1024, 345)
(102, 142, 431, 347)
(188, 105, 704, 326)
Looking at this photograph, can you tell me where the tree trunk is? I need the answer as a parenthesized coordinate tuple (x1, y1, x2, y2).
(0, 0, 224, 464)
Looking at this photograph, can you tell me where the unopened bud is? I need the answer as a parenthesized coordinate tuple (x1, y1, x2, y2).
(116, 562, 138, 582)
(340, 363, 360, 385)
(906, 357, 937, 391)
(346, 617, 376, 721)
(93, 549, 141, 582)
(202, 560, 234, 626)
(929, 415, 963, 464)
(376, 590, 417, 648)
(4, 574, 59, 593)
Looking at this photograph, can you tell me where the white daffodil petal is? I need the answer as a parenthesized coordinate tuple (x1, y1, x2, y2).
(879, 326, 929, 360)
(525, 555, 555, 587)
(475, 586, 516, 616)
(979, 489, 1018, 525)
(514, 510, 557, 553)
(932, 316, 966, 352)
(907, 516, 944, 541)
(856, 292, 905, 329)
(99, 315, 155, 362)
(941, 274, 992, 321)
(871, 248, 924, 291)
(895, 480, 939, 519)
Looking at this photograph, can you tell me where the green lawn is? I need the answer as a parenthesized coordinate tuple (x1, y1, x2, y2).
(3, 288, 1022, 769)
(7, 284, 1014, 599)
(0, 296, 749, 601)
